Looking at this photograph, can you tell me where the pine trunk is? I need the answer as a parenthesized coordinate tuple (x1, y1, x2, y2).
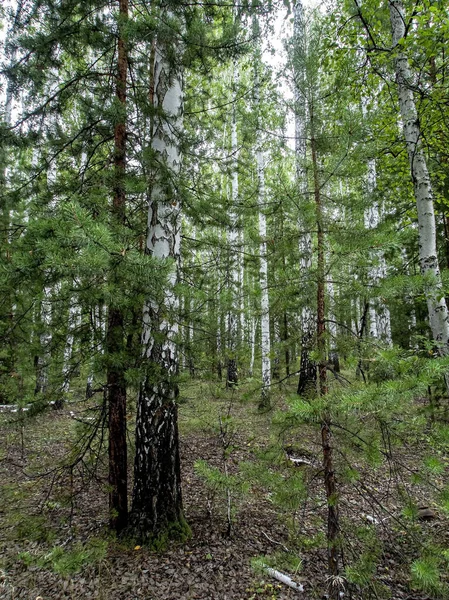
(226, 62, 240, 389)
(106, 0, 129, 534)
(311, 102, 340, 593)
(311, 112, 327, 398)
(294, 0, 316, 396)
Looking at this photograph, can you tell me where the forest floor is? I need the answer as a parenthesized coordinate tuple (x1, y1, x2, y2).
(0, 376, 447, 600)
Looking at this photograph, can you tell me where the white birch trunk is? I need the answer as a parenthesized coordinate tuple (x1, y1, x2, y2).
(62, 303, 81, 393)
(254, 20, 271, 404)
(239, 228, 245, 344)
(141, 44, 182, 367)
(35, 286, 53, 395)
(390, 0, 449, 359)
(249, 316, 257, 378)
(130, 27, 185, 537)
(294, 0, 316, 395)
(364, 157, 392, 346)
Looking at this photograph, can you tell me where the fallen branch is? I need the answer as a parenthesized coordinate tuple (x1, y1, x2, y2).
(261, 564, 304, 592)
(261, 530, 290, 553)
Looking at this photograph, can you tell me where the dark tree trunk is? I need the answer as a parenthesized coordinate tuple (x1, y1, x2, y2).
(283, 310, 290, 377)
(106, 0, 129, 534)
(129, 379, 185, 542)
(106, 308, 128, 533)
(312, 124, 327, 399)
(322, 418, 339, 592)
(297, 329, 316, 395)
(311, 102, 340, 597)
(329, 351, 340, 373)
(227, 358, 238, 388)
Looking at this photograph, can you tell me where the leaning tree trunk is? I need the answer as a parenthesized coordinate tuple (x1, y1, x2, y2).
(129, 28, 186, 542)
(389, 0, 449, 367)
(106, 0, 129, 534)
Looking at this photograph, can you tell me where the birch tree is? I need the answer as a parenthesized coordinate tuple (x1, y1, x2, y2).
(293, 0, 316, 396)
(253, 16, 271, 408)
(364, 161, 392, 345)
(129, 13, 186, 541)
(389, 0, 449, 364)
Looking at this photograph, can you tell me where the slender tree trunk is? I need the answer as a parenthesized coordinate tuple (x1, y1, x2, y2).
(389, 0, 449, 365)
(129, 23, 186, 542)
(254, 23, 271, 408)
(283, 310, 290, 377)
(106, 0, 129, 534)
(321, 419, 339, 589)
(443, 211, 449, 271)
(294, 0, 316, 396)
(311, 101, 340, 594)
(34, 287, 52, 396)
(61, 302, 81, 397)
(311, 110, 327, 398)
(226, 61, 240, 388)
(258, 153, 271, 408)
(327, 279, 340, 373)
(249, 316, 257, 378)
(364, 154, 392, 345)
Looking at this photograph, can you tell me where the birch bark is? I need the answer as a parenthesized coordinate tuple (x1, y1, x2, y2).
(34, 286, 52, 396)
(61, 302, 81, 394)
(129, 24, 185, 540)
(364, 154, 392, 345)
(389, 0, 449, 360)
(254, 18, 271, 407)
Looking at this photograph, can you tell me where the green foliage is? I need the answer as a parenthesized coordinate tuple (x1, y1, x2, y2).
(251, 552, 302, 576)
(240, 452, 306, 512)
(194, 459, 250, 496)
(410, 552, 449, 598)
(18, 538, 107, 576)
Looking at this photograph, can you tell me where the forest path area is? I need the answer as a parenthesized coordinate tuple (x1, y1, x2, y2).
(0, 379, 446, 600)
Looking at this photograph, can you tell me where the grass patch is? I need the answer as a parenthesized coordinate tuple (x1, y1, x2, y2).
(18, 538, 108, 576)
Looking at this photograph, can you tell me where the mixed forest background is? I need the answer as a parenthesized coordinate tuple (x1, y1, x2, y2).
(2, 0, 449, 599)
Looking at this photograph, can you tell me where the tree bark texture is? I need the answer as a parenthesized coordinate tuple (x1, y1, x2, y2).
(364, 155, 392, 345)
(226, 61, 240, 388)
(389, 0, 449, 358)
(254, 26, 271, 408)
(311, 109, 327, 398)
(34, 287, 52, 396)
(294, 0, 316, 396)
(129, 24, 185, 541)
(322, 419, 340, 589)
(107, 0, 129, 534)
